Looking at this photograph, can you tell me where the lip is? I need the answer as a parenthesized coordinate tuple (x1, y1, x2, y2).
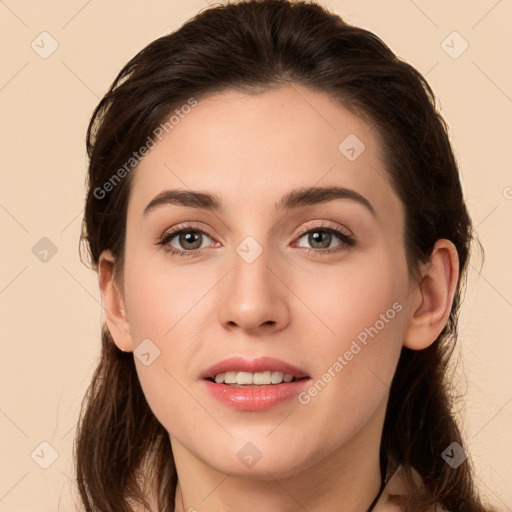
(203, 378, 310, 411)
(200, 356, 309, 380)
(200, 356, 310, 412)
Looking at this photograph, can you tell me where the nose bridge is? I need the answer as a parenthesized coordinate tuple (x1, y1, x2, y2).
(218, 235, 289, 332)
(233, 238, 272, 296)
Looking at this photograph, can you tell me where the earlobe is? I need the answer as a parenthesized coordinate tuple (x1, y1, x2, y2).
(403, 239, 459, 351)
(98, 250, 133, 352)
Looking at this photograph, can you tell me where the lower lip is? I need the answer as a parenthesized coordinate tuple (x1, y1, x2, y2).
(203, 379, 310, 411)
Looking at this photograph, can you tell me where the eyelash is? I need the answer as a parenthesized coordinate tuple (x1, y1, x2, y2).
(156, 222, 356, 258)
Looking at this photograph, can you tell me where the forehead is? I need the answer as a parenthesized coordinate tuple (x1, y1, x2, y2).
(127, 85, 402, 227)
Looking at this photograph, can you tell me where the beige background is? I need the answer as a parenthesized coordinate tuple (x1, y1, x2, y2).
(0, 1, 511, 510)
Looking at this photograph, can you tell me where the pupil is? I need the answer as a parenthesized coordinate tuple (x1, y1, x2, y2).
(310, 230, 330, 248)
(181, 232, 201, 249)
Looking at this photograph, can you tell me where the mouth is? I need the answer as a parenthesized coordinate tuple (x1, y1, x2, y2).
(201, 358, 311, 411)
(200, 356, 310, 387)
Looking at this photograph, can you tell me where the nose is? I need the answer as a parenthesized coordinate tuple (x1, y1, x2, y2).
(218, 247, 291, 335)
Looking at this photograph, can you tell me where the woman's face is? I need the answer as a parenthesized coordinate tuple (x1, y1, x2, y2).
(116, 85, 415, 479)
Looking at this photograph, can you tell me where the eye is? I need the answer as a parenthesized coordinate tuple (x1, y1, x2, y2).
(294, 225, 356, 255)
(156, 222, 356, 258)
(157, 223, 216, 257)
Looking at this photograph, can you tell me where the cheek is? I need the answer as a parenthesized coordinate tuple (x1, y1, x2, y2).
(123, 257, 212, 341)
(121, 257, 218, 431)
(291, 251, 407, 412)
(294, 251, 407, 350)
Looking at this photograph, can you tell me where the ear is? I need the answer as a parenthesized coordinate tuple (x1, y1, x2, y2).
(98, 249, 133, 352)
(403, 239, 459, 350)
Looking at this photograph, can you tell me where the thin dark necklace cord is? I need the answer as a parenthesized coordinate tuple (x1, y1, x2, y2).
(365, 472, 387, 512)
(366, 450, 390, 512)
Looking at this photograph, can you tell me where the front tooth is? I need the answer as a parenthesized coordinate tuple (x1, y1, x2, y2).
(213, 371, 296, 385)
(253, 371, 272, 385)
(271, 371, 284, 384)
(224, 371, 238, 384)
(236, 372, 253, 385)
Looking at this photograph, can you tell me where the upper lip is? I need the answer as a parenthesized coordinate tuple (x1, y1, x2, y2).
(200, 356, 309, 380)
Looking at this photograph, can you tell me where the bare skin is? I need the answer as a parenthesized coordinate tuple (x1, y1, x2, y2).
(98, 85, 459, 511)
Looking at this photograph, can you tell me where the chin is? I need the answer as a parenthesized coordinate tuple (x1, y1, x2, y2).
(200, 438, 318, 481)
(215, 457, 310, 481)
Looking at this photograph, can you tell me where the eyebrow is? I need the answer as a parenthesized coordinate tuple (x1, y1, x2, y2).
(143, 186, 376, 217)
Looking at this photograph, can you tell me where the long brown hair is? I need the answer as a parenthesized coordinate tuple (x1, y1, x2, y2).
(76, 1, 490, 510)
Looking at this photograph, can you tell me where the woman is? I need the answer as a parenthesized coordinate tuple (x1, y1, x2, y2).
(75, 1, 495, 510)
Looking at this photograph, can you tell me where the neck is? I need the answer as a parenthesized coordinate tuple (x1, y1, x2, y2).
(171, 399, 387, 512)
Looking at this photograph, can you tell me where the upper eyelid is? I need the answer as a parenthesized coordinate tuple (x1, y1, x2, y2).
(297, 220, 353, 237)
(165, 223, 214, 240)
